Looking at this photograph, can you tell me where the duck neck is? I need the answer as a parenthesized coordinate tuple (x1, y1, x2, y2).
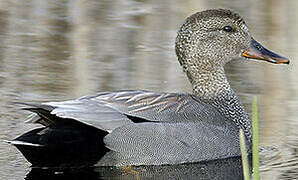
(189, 67, 232, 99)
(189, 67, 252, 142)
(209, 92, 252, 144)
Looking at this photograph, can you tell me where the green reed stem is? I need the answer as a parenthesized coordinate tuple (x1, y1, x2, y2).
(239, 128, 250, 180)
(252, 96, 259, 180)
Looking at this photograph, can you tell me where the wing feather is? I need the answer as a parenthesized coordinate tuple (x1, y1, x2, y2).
(20, 90, 226, 131)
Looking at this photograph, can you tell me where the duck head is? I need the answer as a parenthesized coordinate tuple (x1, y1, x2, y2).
(175, 9, 289, 74)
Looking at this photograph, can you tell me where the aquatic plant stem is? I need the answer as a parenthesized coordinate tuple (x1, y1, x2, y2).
(252, 97, 259, 180)
(240, 128, 250, 180)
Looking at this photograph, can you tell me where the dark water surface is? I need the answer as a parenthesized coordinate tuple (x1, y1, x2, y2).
(0, 0, 297, 179)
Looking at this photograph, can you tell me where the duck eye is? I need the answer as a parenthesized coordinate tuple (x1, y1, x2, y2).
(223, 26, 233, 32)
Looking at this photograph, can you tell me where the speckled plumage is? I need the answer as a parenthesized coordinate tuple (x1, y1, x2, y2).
(175, 9, 252, 141)
(10, 9, 262, 167)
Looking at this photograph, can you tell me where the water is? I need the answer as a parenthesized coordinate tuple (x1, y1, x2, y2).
(0, 0, 297, 179)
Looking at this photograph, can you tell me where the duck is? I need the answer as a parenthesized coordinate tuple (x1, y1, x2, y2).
(8, 9, 289, 168)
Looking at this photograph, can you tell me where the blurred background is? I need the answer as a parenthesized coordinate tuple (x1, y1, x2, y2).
(0, 0, 297, 179)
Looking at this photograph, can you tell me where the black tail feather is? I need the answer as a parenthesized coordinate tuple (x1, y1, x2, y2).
(13, 124, 109, 167)
(10, 103, 109, 167)
(12, 114, 109, 167)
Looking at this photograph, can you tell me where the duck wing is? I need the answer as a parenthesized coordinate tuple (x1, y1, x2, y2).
(28, 90, 225, 132)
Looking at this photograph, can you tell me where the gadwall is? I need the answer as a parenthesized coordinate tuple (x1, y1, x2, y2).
(8, 9, 289, 167)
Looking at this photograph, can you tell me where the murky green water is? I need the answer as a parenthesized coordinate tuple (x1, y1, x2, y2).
(0, 0, 297, 179)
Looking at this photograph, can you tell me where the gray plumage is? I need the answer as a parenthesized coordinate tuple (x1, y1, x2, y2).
(37, 89, 247, 166)
(45, 91, 227, 129)
(9, 8, 289, 167)
(99, 121, 239, 166)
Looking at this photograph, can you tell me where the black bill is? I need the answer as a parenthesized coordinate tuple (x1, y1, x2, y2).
(242, 38, 289, 64)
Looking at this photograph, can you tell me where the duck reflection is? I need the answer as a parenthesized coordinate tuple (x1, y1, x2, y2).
(25, 157, 245, 180)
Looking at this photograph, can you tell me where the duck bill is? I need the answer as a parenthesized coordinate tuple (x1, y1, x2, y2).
(242, 38, 289, 64)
